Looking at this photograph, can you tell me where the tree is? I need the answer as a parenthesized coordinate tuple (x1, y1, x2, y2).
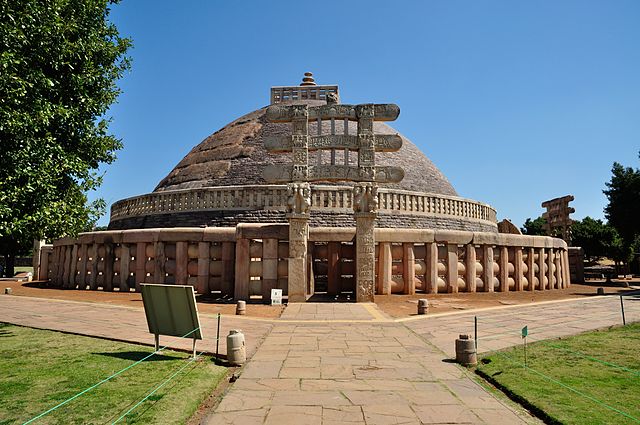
(571, 216, 622, 262)
(521, 216, 547, 236)
(0, 0, 131, 276)
(603, 154, 640, 254)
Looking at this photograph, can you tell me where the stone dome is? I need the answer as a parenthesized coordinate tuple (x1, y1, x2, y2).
(109, 79, 497, 233)
(154, 99, 458, 196)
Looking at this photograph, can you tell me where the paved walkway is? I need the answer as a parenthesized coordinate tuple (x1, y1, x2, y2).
(0, 295, 273, 357)
(206, 319, 532, 424)
(404, 293, 640, 357)
(2, 293, 638, 424)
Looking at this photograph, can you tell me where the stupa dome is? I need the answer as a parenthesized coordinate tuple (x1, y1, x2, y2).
(109, 75, 497, 232)
(154, 101, 458, 196)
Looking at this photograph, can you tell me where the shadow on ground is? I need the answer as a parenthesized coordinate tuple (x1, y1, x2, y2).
(94, 351, 184, 362)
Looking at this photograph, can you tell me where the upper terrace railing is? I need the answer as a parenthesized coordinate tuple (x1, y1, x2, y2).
(110, 185, 497, 224)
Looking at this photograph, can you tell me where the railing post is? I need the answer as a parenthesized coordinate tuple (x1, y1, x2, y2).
(465, 244, 476, 293)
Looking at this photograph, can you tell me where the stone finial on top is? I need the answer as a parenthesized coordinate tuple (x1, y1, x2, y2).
(270, 73, 339, 104)
(300, 72, 316, 86)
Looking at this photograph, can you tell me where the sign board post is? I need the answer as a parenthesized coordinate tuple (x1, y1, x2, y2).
(140, 283, 203, 359)
(271, 288, 283, 305)
(521, 325, 528, 367)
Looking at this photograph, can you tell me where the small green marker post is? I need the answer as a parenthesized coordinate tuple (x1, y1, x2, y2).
(521, 325, 528, 367)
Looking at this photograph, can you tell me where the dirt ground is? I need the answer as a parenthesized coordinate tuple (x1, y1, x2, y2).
(0, 280, 285, 318)
(374, 279, 640, 318)
(1, 279, 638, 320)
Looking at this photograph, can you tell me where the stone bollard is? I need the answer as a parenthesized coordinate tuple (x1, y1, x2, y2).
(417, 299, 428, 315)
(4, 288, 12, 295)
(597, 287, 605, 295)
(236, 300, 246, 315)
(455, 334, 477, 366)
(226, 330, 246, 365)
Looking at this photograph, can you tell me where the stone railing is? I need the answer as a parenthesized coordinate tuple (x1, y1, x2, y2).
(110, 185, 497, 226)
(40, 225, 568, 300)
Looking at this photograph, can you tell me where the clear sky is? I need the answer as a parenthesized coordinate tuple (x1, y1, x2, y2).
(95, 0, 640, 227)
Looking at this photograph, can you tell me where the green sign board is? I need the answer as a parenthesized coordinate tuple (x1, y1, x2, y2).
(140, 283, 203, 340)
(521, 325, 528, 338)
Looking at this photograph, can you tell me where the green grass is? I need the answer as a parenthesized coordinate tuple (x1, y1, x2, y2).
(12, 266, 33, 274)
(476, 323, 640, 425)
(0, 323, 227, 425)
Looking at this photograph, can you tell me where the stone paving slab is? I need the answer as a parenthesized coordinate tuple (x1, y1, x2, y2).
(0, 295, 273, 357)
(204, 321, 535, 424)
(405, 294, 640, 357)
(280, 302, 381, 321)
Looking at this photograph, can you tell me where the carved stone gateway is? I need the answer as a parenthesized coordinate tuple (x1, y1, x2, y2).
(264, 101, 403, 302)
(542, 195, 575, 242)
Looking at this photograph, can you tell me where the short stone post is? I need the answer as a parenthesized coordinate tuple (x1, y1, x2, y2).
(417, 298, 428, 314)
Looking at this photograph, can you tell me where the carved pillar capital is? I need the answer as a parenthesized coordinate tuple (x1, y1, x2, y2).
(286, 182, 311, 216)
(353, 183, 378, 214)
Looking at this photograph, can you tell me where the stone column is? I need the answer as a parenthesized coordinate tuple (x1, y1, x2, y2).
(103, 242, 114, 291)
(197, 242, 210, 295)
(402, 243, 416, 295)
(526, 247, 535, 291)
(175, 241, 188, 286)
(426, 242, 438, 294)
(547, 248, 555, 290)
(32, 239, 45, 280)
(154, 242, 166, 284)
(538, 247, 546, 290)
(465, 244, 476, 293)
(482, 245, 494, 292)
(499, 246, 509, 292)
(446, 244, 458, 293)
(78, 244, 88, 289)
(377, 242, 392, 295)
(135, 243, 146, 291)
(554, 250, 563, 289)
(514, 247, 524, 291)
(287, 183, 311, 303)
(89, 244, 98, 290)
(40, 248, 50, 281)
(234, 238, 250, 300)
(119, 244, 130, 291)
(287, 214, 309, 302)
(353, 183, 377, 302)
(221, 242, 235, 297)
(262, 238, 278, 302)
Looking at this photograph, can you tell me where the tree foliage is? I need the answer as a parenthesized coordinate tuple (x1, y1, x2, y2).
(0, 0, 130, 275)
(603, 154, 640, 251)
(571, 216, 623, 262)
(521, 216, 547, 236)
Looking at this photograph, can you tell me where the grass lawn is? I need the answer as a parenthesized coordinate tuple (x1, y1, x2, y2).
(0, 323, 227, 424)
(476, 323, 640, 425)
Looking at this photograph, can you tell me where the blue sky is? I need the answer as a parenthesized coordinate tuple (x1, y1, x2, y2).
(95, 0, 640, 227)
